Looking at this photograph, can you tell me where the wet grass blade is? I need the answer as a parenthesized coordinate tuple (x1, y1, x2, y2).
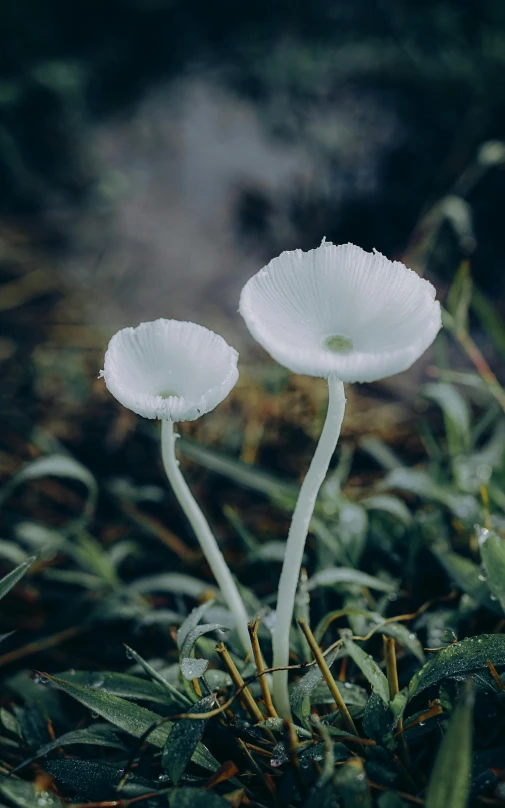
(341, 635, 390, 706)
(425, 683, 473, 808)
(0, 557, 35, 601)
(408, 635, 505, 700)
(43, 674, 219, 772)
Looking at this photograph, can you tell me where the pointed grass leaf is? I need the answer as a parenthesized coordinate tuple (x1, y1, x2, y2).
(0, 775, 66, 808)
(408, 635, 505, 700)
(381, 468, 478, 522)
(11, 725, 126, 774)
(431, 543, 501, 613)
(0, 708, 21, 737)
(122, 646, 191, 707)
(128, 573, 217, 599)
(446, 261, 472, 335)
(181, 623, 228, 658)
(168, 786, 229, 808)
(307, 567, 395, 593)
(425, 684, 473, 808)
(312, 680, 368, 712)
(177, 600, 215, 650)
(56, 670, 183, 705)
(43, 674, 219, 772)
(362, 692, 398, 751)
(0, 454, 98, 520)
(43, 758, 156, 800)
(360, 494, 412, 526)
(341, 635, 390, 706)
(0, 557, 35, 601)
(478, 527, 505, 614)
(471, 284, 505, 363)
(380, 623, 425, 665)
(0, 540, 29, 565)
(422, 382, 471, 456)
(290, 650, 339, 723)
(162, 694, 215, 784)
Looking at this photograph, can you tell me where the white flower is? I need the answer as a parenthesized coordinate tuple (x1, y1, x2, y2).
(101, 319, 239, 421)
(239, 242, 441, 382)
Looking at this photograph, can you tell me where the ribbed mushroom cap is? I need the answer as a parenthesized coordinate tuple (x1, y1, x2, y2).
(101, 319, 239, 421)
(239, 242, 441, 382)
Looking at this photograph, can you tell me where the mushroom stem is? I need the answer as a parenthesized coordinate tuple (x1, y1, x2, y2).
(161, 419, 252, 657)
(272, 375, 346, 717)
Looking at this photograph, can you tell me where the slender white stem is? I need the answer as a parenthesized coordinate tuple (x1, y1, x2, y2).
(161, 419, 252, 657)
(272, 376, 346, 717)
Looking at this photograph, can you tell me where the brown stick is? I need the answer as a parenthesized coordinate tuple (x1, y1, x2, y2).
(297, 618, 358, 736)
(248, 617, 278, 718)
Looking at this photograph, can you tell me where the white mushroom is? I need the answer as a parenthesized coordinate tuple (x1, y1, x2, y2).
(240, 241, 441, 716)
(101, 318, 252, 656)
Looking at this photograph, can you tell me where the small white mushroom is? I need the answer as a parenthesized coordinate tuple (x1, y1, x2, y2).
(101, 318, 252, 656)
(240, 241, 441, 717)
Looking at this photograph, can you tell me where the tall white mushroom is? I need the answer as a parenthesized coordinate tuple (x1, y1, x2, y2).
(101, 318, 252, 656)
(240, 241, 441, 716)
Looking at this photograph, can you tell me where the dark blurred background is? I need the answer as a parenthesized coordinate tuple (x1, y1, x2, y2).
(1, 0, 505, 429)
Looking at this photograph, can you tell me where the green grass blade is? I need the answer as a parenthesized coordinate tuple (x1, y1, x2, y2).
(425, 683, 473, 808)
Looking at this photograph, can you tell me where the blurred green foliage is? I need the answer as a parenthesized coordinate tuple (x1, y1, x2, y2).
(1, 0, 505, 294)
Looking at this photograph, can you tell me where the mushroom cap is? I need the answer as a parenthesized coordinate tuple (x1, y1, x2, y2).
(101, 319, 239, 421)
(239, 242, 441, 382)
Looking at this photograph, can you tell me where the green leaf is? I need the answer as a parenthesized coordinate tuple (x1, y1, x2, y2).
(478, 527, 505, 614)
(381, 468, 478, 522)
(408, 635, 505, 700)
(312, 680, 368, 714)
(380, 623, 425, 665)
(181, 623, 228, 658)
(0, 708, 21, 737)
(306, 567, 395, 593)
(362, 692, 398, 751)
(431, 543, 501, 613)
(43, 758, 156, 800)
(290, 650, 339, 724)
(56, 670, 182, 705)
(181, 658, 209, 680)
(11, 725, 126, 774)
(0, 557, 35, 601)
(128, 573, 217, 599)
(333, 758, 372, 808)
(168, 786, 229, 808)
(0, 454, 98, 520)
(360, 494, 412, 526)
(446, 261, 472, 336)
(422, 382, 471, 456)
(44, 674, 219, 773)
(122, 647, 191, 708)
(177, 600, 215, 650)
(162, 694, 215, 784)
(471, 285, 505, 364)
(0, 540, 29, 564)
(0, 776, 66, 807)
(425, 684, 473, 808)
(341, 635, 390, 706)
